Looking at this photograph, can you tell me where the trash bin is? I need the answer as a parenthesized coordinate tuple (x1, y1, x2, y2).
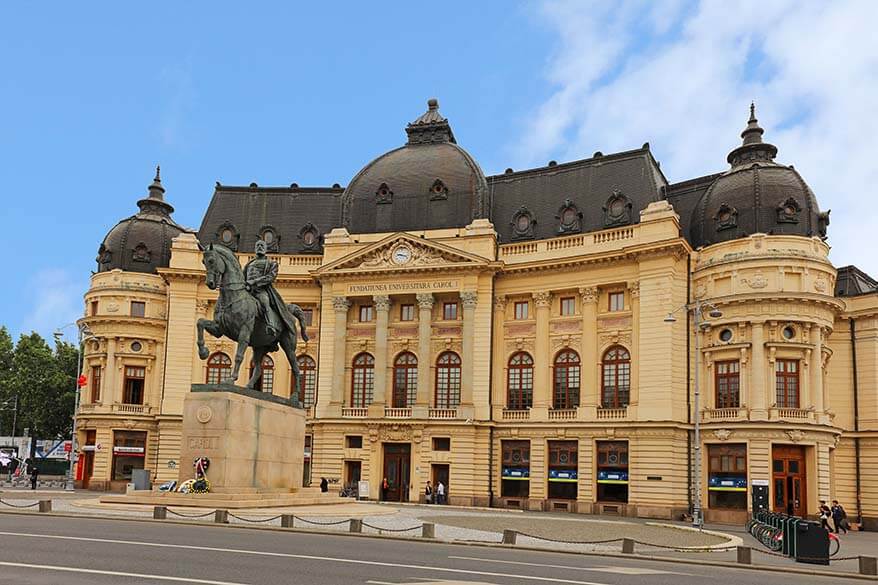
(132, 469, 151, 491)
(794, 520, 829, 565)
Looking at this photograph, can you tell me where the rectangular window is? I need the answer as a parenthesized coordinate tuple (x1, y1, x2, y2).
(112, 430, 146, 481)
(123, 366, 145, 404)
(90, 300, 98, 316)
(715, 360, 740, 409)
(708, 443, 747, 509)
(90, 366, 102, 403)
(514, 301, 529, 320)
(443, 302, 458, 320)
(560, 297, 576, 316)
(432, 437, 451, 451)
(359, 305, 374, 323)
(596, 441, 629, 503)
(775, 359, 800, 408)
(548, 440, 578, 500)
(345, 435, 363, 449)
(130, 301, 146, 317)
(609, 292, 625, 312)
(501, 440, 530, 498)
(400, 304, 415, 321)
(302, 309, 314, 326)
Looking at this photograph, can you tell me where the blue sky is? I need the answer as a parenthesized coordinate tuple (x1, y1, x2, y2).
(2, 1, 876, 342)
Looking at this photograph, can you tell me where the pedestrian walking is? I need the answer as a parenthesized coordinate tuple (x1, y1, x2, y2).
(319, 477, 328, 493)
(382, 477, 389, 501)
(436, 480, 445, 505)
(29, 464, 39, 490)
(819, 500, 834, 532)
(831, 500, 849, 534)
(424, 481, 433, 504)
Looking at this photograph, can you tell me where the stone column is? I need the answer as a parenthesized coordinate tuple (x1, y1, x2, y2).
(532, 291, 552, 419)
(414, 293, 434, 418)
(749, 321, 767, 419)
(628, 281, 640, 416)
(579, 287, 598, 418)
(331, 296, 351, 408)
(811, 325, 824, 414)
(459, 291, 478, 419)
(492, 295, 507, 418)
(104, 337, 117, 404)
(369, 295, 391, 417)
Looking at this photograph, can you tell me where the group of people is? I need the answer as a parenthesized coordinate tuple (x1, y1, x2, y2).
(424, 480, 446, 504)
(819, 500, 850, 534)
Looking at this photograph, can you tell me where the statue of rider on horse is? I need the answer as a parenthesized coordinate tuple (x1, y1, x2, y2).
(196, 239, 309, 406)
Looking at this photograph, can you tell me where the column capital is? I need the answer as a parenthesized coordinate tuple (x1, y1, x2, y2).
(461, 291, 479, 309)
(578, 286, 599, 305)
(332, 296, 351, 312)
(416, 293, 434, 309)
(533, 291, 552, 308)
(373, 295, 392, 312)
(493, 295, 507, 311)
(627, 281, 640, 298)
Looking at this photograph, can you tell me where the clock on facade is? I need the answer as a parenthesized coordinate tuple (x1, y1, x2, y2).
(392, 245, 412, 264)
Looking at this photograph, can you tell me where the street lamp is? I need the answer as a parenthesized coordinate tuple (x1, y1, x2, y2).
(54, 322, 94, 491)
(664, 299, 723, 529)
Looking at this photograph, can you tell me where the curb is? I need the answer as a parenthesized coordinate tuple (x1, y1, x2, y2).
(644, 521, 744, 549)
(0, 508, 873, 581)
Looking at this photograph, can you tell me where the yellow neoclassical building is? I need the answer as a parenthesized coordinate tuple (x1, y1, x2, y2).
(76, 100, 878, 528)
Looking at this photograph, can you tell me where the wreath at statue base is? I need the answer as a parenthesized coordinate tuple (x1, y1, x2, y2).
(158, 457, 211, 494)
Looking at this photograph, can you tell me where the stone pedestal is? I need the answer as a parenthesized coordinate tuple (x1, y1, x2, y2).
(179, 384, 305, 490)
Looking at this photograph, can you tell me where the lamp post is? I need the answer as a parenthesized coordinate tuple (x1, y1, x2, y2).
(664, 300, 722, 529)
(54, 323, 94, 492)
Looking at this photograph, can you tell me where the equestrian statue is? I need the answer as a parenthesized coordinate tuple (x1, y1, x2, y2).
(196, 239, 309, 405)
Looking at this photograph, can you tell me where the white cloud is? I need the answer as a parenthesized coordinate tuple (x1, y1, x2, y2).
(519, 0, 878, 274)
(18, 269, 85, 342)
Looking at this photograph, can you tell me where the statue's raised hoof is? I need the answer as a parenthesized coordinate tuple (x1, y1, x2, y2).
(198, 345, 209, 360)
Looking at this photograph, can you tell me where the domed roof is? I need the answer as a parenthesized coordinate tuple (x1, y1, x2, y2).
(341, 99, 489, 233)
(690, 105, 829, 248)
(96, 167, 190, 274)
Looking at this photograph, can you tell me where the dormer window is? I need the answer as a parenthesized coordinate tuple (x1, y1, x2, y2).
(556, 198, 582, 234)
(430, 179, 448, 201)
(777, 197, 801, 223)
(215, 221, 239, 251)
(511, 206, 536, 240)
(131, 242, 151, 263)
(714, 203, 739, 231)
(603, 190, 633, 228)
(298, 222, 321, 252)
(376, 183, 393, 204)
(259, 226, 279, 251)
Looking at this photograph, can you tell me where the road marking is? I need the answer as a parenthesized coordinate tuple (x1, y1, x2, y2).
(0, 530, 609, 585)
(0, 561, 251, 585)
(448, 556, 686, 576)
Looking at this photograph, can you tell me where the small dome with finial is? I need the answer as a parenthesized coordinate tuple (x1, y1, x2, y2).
(96, 166, 190, 274)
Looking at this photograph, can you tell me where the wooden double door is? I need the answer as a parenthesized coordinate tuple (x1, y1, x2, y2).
(382, 443, 411, 502)
(772, 445, 806, 516)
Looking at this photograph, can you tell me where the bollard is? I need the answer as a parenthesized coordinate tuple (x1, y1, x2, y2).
(214, 509, 228, 524)
(859, 556, 878, 576)
(421, 523, 435, 539)
(621, 538, 635, 554)
(736, 546, 752, 565)
(501, 529, 517, 545)
(281, 514, 295, 528)
(350, 519, 362, 533)
(153, 506, 167, 520)
(37, 500, 52, 513)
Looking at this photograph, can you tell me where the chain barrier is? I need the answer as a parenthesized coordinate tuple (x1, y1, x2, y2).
(292, 516, 351, 526)
(165, 508, 217, 519)
(0, 499, 40, 509)
(361, 522, 422, 533)
(514, 532, 625, 546)
(630, 540, 738, 553)
(227, 513, 283, 523)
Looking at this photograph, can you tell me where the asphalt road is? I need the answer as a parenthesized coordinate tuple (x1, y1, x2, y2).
(0, 514, 858, 585)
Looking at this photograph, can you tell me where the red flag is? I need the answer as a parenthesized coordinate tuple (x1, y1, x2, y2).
(77, 374, 87, 388)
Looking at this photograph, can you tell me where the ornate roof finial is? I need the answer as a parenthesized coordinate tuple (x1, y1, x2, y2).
(148, 164, 165, 196)
(138, 164, 173, 215)
(749, 101, 756, 122)
(726, 102, 777, 167)
(154, 164, 161, 182)
(406, 98, 456, 145)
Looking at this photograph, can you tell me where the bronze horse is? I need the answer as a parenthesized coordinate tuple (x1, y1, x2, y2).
(196, 243, 308, 404)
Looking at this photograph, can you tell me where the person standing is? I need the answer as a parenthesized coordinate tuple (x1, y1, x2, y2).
(319, 477, 328, 493)
(831, 500, 848, 534)
(382, 477, 389, 501)
(29, 464, 39, 490)
(436, 480, 445, 505)
(424, 481, 433, 504)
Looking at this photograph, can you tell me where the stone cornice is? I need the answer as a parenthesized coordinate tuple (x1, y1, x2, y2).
(499, 240, 689, 274)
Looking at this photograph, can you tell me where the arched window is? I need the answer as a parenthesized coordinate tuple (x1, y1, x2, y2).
(601, 346, 631, 408)
(435, 352, 461, 409)
(296, 355, 317, 408)
(507, 352, 534, 410)
(206, 352, 232, 384)
(249, 355, 274, 393)
(553, 350, 581, 409)
(351, 353, 374, 408)
(392, 352, 418, 408)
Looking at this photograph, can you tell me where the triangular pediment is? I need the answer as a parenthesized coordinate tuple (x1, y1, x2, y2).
(316, 233, 492, 275)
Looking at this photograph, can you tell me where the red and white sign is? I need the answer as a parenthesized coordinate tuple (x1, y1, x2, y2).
(113, 446, 145, 456)
(63, 441, 72, 453)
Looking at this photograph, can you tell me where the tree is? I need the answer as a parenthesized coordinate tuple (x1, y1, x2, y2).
(0, 327, 14, 436)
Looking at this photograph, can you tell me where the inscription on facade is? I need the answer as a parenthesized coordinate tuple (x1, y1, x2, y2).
(188, 436, 219, 450)
(347, 280, 458, 294)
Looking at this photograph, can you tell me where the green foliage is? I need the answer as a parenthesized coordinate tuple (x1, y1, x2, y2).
(0, 329, 78, 440)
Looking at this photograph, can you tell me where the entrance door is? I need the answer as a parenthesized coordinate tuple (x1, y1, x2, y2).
(431, 464, 449, 503)
(382, 443, 411, 502)
(772, 445, 806, 516)
(81, 451, 94, 489)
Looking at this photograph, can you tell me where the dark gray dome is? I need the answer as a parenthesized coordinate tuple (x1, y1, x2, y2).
(341, 99, 489, 233)
(690, 105, 829, 248)
(96, 167, 189, 274)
